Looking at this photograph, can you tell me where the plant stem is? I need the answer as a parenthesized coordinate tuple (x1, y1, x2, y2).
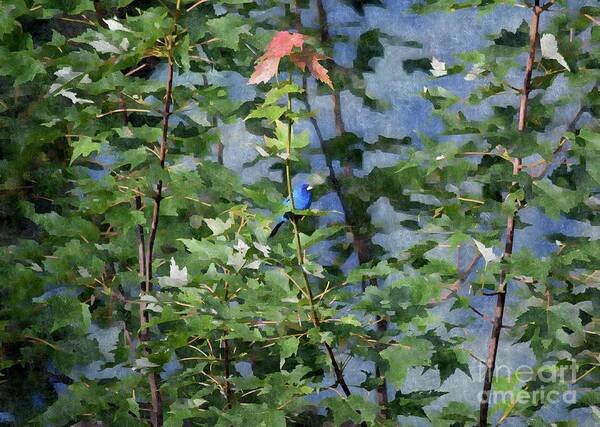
(479, 2, 543, 425)
(140, 10, 180, 426)
(93, 3, 160, 423)
(221, 281, 233, 408)
(284, 64, 352, 398)
(286, 61, 295, 211)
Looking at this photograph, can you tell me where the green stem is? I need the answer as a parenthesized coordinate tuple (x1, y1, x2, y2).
(286, 60, 295, 211)
(283, 61, 352, 398)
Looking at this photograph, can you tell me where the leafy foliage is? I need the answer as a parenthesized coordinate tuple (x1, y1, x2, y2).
(0, 0, 598, 426)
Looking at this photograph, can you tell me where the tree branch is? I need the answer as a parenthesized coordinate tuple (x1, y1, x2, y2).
(479, 2, 544, 425)
(306, 0, 387, 413)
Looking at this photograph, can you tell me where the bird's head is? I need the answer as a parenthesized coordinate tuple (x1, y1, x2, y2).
(301, 183, 313, 192)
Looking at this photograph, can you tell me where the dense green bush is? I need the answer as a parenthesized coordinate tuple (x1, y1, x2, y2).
(1, 0, 598, 426)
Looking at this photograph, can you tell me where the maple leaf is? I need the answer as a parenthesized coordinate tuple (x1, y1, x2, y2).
(263, 31, 306, 58)
(290, 48, 333, 89)
(249, 31, 307, 85)
(248, 56, 280, 86)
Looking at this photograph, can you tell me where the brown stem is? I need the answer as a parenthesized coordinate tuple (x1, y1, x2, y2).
(140, 20, 179, 426)
(222, 337, 233, 407)
(202, 74, 224, 165)
(517, 4, 542, 132)
(332, 91, 346, 135)
(145, 50, 174, 292)
(135, 195, 148, 331)
(316, 0, 330, 43)
(93, 0, 107, 28)
(310, 0, 389, 413)
(92, 4, 161, 423)
(479, 2, 543, 425)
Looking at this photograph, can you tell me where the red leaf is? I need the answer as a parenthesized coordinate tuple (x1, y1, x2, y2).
(248, 57, 280, 85)
(248, 31, 333, 89)
(263, 31, 306, 59)
(249, 31, 306, 85)
(290, 49, 333, 89)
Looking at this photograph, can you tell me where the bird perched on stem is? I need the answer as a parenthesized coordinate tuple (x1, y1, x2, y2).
(269, 183, 313, 238)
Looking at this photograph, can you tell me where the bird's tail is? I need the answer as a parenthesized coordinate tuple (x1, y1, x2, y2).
(269, 220, 285, 238)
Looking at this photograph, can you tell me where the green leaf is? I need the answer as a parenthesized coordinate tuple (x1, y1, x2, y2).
(245, 105, 286, 122)
(531, 179, 582, 220)
(380, 337, 433, 388)
(206, 15, 249, 50)
(70, 136, 102, 165)
(321, 395, 378, 426)
(263, 83, 303, 106)
(279, 336, 299, 368)
(347, 260, 394, 283)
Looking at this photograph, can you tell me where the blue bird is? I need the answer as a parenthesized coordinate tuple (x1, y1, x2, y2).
(269, 182, 313, 237)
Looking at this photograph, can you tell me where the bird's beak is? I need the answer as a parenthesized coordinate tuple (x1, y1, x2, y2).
(306, 186, 313, 191)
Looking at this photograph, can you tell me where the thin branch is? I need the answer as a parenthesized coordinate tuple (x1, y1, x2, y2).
(427, 252, 482, 307)
(202, 74, 223, 165)
(284, 62, 353, 399)
(479, 2, 543, 425)
(221, 282, 233, 408)
(186, 0, 208, 12)
(140, 9, 181, 427)
(307, 0, 387, 413)
(96, 108, 151, 118)
(534, 101, 588, 178)
(584, 13, 600, 26)
(469, 305, 513, 328)
(125, 63, 149, 77)
(469, 350, 487, 366)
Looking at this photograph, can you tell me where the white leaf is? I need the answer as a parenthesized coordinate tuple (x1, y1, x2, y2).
(255, 145, 269, 157)
(147, 303, 163, 313)
(245, 259, 262, 270)
(119, 37, 130, 51)
(227, 252, 245, 271)
(60, 90, 94, 104)
(140, 294, 158, 303)
(103, 18, 133, 33)
(168, 258, 188, 282)
(29, 262, 43, 272)
(78, 266, 91, 277)
(134, 358, 159, 369)
(465, 63, 484, 81)
(89, 39, 121, 54)
(540, 34, 570, 72)
(54, 66, 83, 81)
(204, 217, 233, 235)
(253, 242, 271, 257)
(234, 239, 249, 256)
(158, 258, 188, 288)
(430, 57, 447, 77)
(473, 239, 501, 268)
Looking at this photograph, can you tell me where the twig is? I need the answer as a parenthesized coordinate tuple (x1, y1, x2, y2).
(584, 13, 600, 26)
(96, 108, 151, 118)
(186, 0, 208, 12)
